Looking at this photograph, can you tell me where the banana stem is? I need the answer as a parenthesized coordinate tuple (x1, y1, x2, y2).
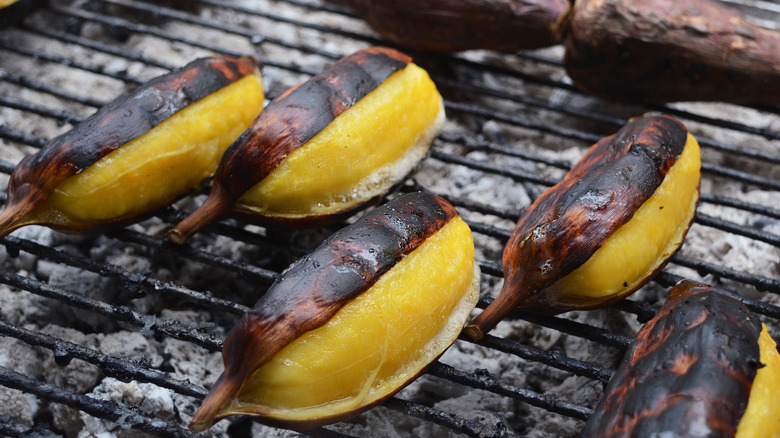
(188, 373, 241, 432)
(0, 200, 35, 239)
(168, 188, 234, 244)
(464, 281, 533, 341)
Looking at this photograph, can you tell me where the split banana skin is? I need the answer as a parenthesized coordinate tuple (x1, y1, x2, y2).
(583, 280, 780, 437)
(464, 113, 701, 340)
(188, 192, 480, 431)
(168, 46, 444, 242)
(0, 55, 265, 238)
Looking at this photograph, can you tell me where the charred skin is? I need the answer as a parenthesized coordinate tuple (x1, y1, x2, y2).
(464, 113, 699, 340)
(0, 55, 263, 238)
(564, 0, 780, 104)
(169, 46, 443, 243)
(189, 192, 480, 430)
(582, 280, 780, 437)
(327, 0, 570, 52)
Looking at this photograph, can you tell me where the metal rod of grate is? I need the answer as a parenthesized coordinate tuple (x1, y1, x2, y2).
(0, 0, 779, 437)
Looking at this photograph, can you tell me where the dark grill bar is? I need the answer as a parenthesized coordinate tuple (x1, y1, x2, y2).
(1, 0, 779, 437)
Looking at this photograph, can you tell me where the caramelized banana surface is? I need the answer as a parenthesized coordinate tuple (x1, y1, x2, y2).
(0, 56, 264, 237)
(169, 47, 443, 243)
(582, 280, 780, 437)
(328, 0, 571, 52)
(189, 192, 479, 430)
(465, 113, 700, 340)
(564, 0, 780, 104)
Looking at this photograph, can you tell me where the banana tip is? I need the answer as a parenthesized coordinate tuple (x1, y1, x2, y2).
(187, 418, 214, 433)
(167, 228, 190, 245)
(463, 324, 485, 342)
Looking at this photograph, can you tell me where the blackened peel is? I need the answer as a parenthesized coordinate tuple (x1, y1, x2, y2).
(189, 192, 480, 431)
(169, 46, 443, 243)
(582, 280, 780, 437)
(0, 55, 263, 237)
(465, 113, 700, 340)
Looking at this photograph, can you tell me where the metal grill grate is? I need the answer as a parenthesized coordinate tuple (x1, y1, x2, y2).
(1, 1, 779, 437)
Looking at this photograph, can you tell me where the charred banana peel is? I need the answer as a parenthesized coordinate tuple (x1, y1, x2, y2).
(169, 46, 444, 243)
(188, 192, 480, 431)
(0, 56, 264, 238)
(564, 0, 780, 104)
(464, 113, 701, 340)
(582, 280, 780, 437)
(326, 0, 571, 53)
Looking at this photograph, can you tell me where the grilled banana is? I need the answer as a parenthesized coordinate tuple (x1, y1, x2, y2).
(564, 0, 780, 104)
(582, 280, 780, 437)
(188, 192, 480, 431)
(326, 0, 571, 53)
(464, 113, 701, 340)
(0, 55, 264, 238)
(168, 46, 444, 243)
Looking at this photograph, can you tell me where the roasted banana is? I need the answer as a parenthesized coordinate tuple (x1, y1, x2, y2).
(168, 46, 444, 243)
(582, 280, 780, 437)
(188, 192, 480, 431)
(0, 55, 264, 238)
(464, 113, 701, 340)
(564, 0, 780, 104)
(326, 0, 571, 53)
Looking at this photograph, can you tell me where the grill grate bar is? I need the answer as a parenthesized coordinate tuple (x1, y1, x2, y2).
(0, 414, 62, 438)
(382, 398, 509, 438)
(0, 94, 84, 125)
(0, 67, 104, 108)
(1, 234, 253, 316)
(465, 335, 615, 383)
(0, 271, 222, 351)
(0, 366, 192, 437)
(0, 319, 208, 399)
(26, 25, 174, 70)
(49, 3, 254, 61)
(97, 0, 343, 61)
(428, 362, 593, 421)
(0, 39, 145, 85)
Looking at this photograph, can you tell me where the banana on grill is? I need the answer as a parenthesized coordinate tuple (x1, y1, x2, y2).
(188, 192, 480, 431)
(169, 46, 444, 243)
(564, 0, 780, 104)
(0, 55, 264, 238)
(325, 0, 571, 53)
(464, 113, 701, 340)
(582, 280, 780, 437)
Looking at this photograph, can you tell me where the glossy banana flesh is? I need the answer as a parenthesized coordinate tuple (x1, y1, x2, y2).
(237, 62, 443, 221)
(188, 192, 479, 431)
(25, 74, 264, 228)
(169, 47, 443, 244)
(214, 218, 478, 426)
(0, 56, 264, 237)
(736, 325, 780, 437)
(525, 133, 701, 311)
(464, 113, 699, 340)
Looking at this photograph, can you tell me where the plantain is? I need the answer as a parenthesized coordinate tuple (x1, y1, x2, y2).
(464, 113, 701, 341)
(169, 46, 444, 243)
(326, 0, 571, 53)
(0, 55, 264, 238)
(564, 0, 780, 104)
(582, 280, 780, 437)
(187, 192, 480, 431)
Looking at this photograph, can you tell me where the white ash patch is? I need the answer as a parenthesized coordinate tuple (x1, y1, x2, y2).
(79, 377, 176, 438)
